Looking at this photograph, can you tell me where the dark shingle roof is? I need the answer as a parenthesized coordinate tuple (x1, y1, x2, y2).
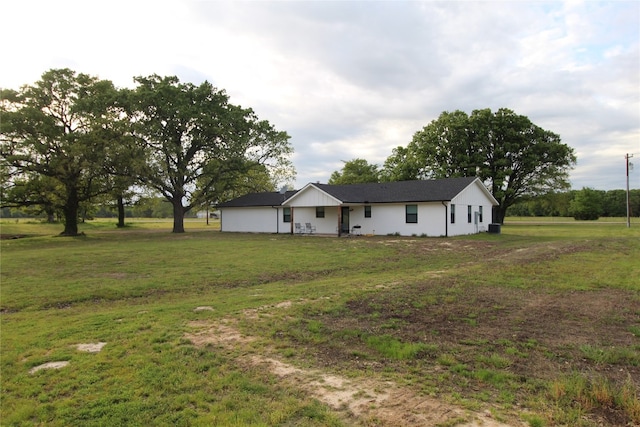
(217, 177, 484, 208)
(216, 190, 297, 208)
(314, 177, 479, 203)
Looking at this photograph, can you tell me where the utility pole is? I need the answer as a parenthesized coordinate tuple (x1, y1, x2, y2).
(626, 153, 634, 228)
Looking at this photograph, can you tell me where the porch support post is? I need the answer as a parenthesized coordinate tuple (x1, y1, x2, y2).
(337, 206, 342, 237)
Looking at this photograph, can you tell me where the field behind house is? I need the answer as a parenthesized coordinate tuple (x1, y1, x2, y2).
(1, 218, 639, 426)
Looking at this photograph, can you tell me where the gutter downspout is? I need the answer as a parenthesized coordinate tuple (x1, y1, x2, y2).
(441, 201, 448, 237)
(271, 206, 279, 233)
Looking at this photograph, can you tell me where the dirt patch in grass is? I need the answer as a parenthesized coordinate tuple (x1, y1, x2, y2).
(300, 259, 639, 424)
(251, 356, 510, 427)
(339, 285, 639, 367)
(75, 342, 107, 353)
(29, 361, 70, 374)
(185, 317, 516, 426)
(186, 319, 255, 347)
(193, 306, 215, 312)
(28, 342, 107, 374)
(185, 238, 638, 426)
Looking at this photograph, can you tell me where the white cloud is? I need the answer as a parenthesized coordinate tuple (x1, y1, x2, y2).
(2, 0, 638, 190)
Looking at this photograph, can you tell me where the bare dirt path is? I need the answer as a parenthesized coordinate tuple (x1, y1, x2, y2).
(185, 309, 521, 427)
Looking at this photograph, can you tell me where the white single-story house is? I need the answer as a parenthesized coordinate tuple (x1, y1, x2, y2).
(216, 177, 499, 237)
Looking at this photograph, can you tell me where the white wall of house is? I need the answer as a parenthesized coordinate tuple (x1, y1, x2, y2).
(357, 203, 448, 236)
(448, 181, 495, 235)
(220, 207, 291, 233)
(222, 180, 497, 237)
(290, 203, 448, 236)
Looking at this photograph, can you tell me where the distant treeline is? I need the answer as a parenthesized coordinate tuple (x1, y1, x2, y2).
(507, 189, 640, 218)
(0, 197, 198, 220)
(4, 190, 638, 221)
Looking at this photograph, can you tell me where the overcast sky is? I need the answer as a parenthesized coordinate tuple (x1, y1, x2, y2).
(3, 0, 639, 190)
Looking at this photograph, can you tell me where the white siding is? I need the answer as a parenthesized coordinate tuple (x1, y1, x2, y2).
(221, 179, 497, 236)
(293, 204, 449, 237)
(287, 187, 341, 207)
(220, 207, 291, 233)
(448, 181, 495, 235)
(355, 203, 447, 236)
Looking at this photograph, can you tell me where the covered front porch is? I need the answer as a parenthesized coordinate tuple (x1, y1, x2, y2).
(289, 205, 365, 236)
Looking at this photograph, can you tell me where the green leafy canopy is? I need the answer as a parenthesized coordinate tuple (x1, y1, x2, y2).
(383, 108, 576, 223)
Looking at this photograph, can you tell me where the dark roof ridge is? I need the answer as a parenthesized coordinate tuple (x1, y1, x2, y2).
(315, 176, 476, 188)
(218, 177, 489, 207)
(312, 177, 479, 204)
(216, 190, 297, 208)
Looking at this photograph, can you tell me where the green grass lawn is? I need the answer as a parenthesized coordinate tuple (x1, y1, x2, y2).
(1, 218, 639, 426)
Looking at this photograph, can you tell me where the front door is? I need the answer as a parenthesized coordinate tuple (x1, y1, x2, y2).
(341, 207, 350, 234)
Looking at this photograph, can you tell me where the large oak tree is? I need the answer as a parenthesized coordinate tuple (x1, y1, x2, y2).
(125, 75, 294, 233)
(0, 69, 128, 235)
(384, 108, 576, 223)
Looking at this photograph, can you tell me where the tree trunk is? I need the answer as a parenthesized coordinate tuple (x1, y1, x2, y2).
(493, 205, 507, 225)
(116, 195, 126, 228)
(172, 200, 185, 233)
(45, 206, 56, 223)
(61, 187, 80, 236)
